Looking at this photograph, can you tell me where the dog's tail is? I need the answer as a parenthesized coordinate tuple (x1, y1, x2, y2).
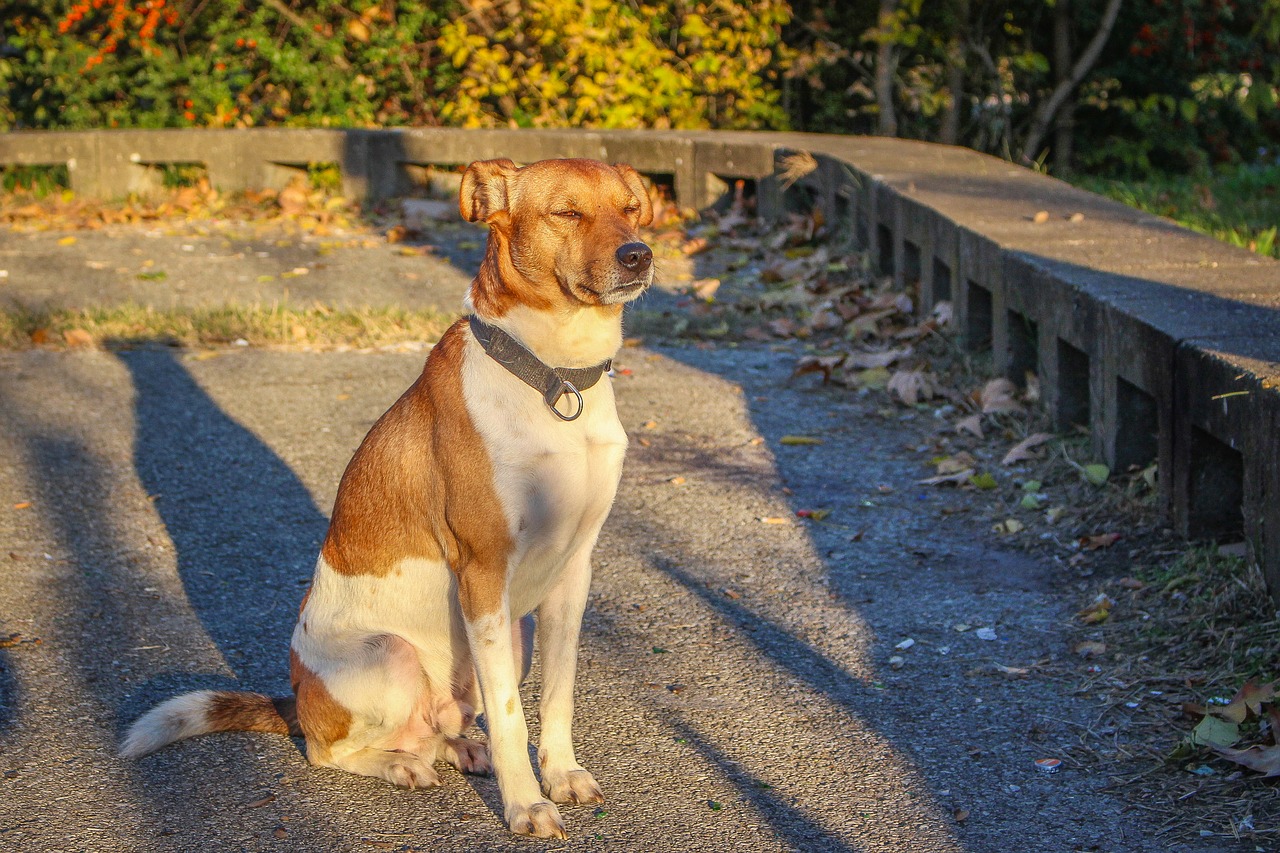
(120, 690, 301, 759)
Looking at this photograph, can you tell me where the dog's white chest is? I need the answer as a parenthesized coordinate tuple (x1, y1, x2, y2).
(463, 344, 627, 615)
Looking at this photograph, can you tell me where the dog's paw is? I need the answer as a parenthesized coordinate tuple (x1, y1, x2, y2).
(506, 799, 566, 838)
(441, 736, 492, 775)
(541, 767, 604, 805)
(383, 755, 441, 790)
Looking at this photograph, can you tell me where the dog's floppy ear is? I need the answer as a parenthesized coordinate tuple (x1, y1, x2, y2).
(613, 164, 654, 227)
(459, 159, 519, 223)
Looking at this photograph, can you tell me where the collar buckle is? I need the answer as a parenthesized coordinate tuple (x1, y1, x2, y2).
(546, 380, 584, 421)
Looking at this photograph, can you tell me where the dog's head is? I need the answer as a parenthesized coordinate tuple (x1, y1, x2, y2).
(460, 158, 655, 315)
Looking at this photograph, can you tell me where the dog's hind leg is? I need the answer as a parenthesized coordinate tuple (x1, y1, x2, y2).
(293, 633, 445, 789)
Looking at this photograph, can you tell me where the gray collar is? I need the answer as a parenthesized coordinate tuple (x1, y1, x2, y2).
(468, 316, 612, 422)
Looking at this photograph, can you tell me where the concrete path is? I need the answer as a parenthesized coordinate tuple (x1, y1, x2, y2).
(0, 228, 1244, 852)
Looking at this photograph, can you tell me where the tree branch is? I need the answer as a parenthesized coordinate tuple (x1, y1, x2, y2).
(1019, 0, 1122, 166)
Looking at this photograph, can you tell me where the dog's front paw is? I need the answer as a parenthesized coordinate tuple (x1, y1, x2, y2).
(541, 767, 604, 805)
(506, 799, 566, 838)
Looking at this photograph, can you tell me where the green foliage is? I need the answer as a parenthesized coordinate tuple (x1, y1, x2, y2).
(438, 0, 792, 129)
(1076, 162, 1280, 260)
(786, 0, 1279, 176)
(1, 0, 791, 133)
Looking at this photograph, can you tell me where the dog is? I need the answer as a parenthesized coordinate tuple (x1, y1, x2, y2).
(121, 158, 655, 838)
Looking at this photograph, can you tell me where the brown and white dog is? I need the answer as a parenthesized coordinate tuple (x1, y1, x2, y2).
(121, 158, 654, 838)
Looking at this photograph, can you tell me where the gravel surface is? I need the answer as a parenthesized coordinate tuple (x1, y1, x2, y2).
(0, 226, 1251, 852)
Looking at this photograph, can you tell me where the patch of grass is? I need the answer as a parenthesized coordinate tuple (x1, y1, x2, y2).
(2, 165, 71, 197)
(0, 303, 453, 351)
(1074, 163, 1280, 259)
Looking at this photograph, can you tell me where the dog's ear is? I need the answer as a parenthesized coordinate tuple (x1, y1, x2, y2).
(613, 164, 653, 227)
(459, 159, 519, 223)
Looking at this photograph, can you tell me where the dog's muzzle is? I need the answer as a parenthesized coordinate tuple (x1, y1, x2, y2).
(603, 241, 653, 303)
(615, 241, 653, 273)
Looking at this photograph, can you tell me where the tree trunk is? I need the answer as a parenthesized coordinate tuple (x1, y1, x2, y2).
(1052, 0, 1076, 173)
(874, 0, 899, 137)
(1019, 0, 1122, 166)
(940, 0, 969, 146)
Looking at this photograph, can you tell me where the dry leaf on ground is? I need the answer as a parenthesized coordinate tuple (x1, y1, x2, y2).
(955, 414, 984, 439)
(888, 369, 937, 406)
(979, 378, 1024, 414)
(1002, 432, 1054, 465)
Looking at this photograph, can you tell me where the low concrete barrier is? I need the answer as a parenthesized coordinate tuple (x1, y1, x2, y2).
(3, 127, 1278, 593)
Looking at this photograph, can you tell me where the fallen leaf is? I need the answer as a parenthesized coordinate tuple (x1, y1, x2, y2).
(63, 329, 94, 348)
(1213, 744, 1280, 777)
(1190, 714, 1240, 749)
(1073, 641, 1107, 657)
(1002, 432, 1054, 465)
(246, 794, 276, 808)
(790, 354, 843, 384)
(1080, 532, 1122, 551)
(845, 346, 913, 370)
(277, 181, 309, 216)
(954, 808, 970, 823)
(935, 452, 978, 475)
(58, 235, 77, 245)
(918, 468, 975, 486)
(932, 301, 954, 326)
(767, 317, 799, 337)
(955, 414, 984, 439)
(1082, 463, 1110, 486)
(668, 476, 686, 486)
(887, 369, 937, 406)
(690, 278, 721, 300)
(780, 435, 823, 446)
(1117, 577, 1146, 590)
(979, 378, 1024, 414)
(1077, 593, 1115, 624)
(969, 472, 998, 491)
(1032, 210, 1050, 224)
(758, 517, 789, 524)
(992, 518, 1023, 534)
(1216, 680, 1278, 724)
(12, 502, 31, 510)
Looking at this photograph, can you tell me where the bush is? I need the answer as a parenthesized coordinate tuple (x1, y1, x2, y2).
(0, 0, 791, 132)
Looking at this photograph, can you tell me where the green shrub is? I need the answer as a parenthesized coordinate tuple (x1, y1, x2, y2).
(1, 0, 791, 133)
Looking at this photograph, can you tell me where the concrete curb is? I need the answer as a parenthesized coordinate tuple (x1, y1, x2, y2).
(4, 127, 1278, 593)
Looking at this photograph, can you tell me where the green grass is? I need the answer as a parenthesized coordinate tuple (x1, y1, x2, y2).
(0, 303, 453, 350)
(1074, 163, 1280, 259)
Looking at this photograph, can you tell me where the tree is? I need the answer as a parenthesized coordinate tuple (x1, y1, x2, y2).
(1019, 0, 1123, 167)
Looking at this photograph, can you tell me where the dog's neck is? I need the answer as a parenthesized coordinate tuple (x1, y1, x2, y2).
(467, 231, 625, 369)
(473, 302, 622, 369)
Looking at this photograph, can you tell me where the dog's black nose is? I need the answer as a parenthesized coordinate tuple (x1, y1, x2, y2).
(616, 242, 652, 272)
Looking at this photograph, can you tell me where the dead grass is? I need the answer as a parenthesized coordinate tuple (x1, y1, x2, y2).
(0, 303, 452, 351)
(1058, 546, 1280, 844)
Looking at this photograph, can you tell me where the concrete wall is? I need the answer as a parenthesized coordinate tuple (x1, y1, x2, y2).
(3, 127, 1278, 592)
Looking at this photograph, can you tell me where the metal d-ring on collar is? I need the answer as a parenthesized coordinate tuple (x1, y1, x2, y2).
(468, 316, 612, 422)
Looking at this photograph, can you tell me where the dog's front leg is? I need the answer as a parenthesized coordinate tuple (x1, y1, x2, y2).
(463, 593, 566, 838)
(536, 551, 604, 806)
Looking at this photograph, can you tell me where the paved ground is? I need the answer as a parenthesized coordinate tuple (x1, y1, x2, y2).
(0, 223, 1251, 852)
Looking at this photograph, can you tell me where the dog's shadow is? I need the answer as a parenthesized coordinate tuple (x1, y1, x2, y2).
(116, 347, 324, 714)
